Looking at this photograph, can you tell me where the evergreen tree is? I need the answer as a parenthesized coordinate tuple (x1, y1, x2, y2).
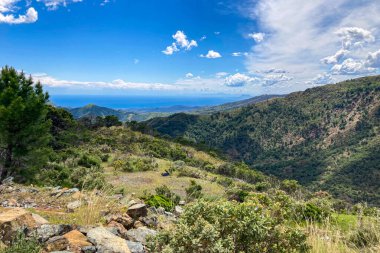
(0, 66, 51, 181)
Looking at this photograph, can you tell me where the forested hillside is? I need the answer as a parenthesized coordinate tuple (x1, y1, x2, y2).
(145, 76, 380, 205)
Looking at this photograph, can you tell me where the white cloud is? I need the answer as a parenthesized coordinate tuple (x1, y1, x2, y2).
(162, 31, 197, 55)
(0, 7, 38, 24)
(232, 52, 248, 57)
(224, 73, 258, 87)
(33, 73, 182, 91)
(36, 0, 83, 10)
(185, 72, 194, 78)
(321, 49, 349, 65)
(162, 43, 179, 55)
(336, 27, 375, 50)
(331, 58, 375, 75)
(248, 32, 265, 43)
(366, 49, 380, 68)
(241, 0, 380, 93)
(200, 50, 222, 59)
(263, 74, 293, 86)
(200, 35, 206, 41)
(307, 73, 333, 85)
(215, 72, 229, 78)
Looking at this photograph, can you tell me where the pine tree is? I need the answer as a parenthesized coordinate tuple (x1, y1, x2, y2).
(0, 66, 51, 181)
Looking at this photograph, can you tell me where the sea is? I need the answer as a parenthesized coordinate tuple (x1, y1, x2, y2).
(50, 95, 249, 109)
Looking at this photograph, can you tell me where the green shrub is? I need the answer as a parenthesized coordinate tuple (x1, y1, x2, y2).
(155, 185, 181, 206)
(78, 153, 101, 168)
(0, 233, 42, 253)
(185, 180, 203, 201)
(146, 195, 174, 211)
(147, 200, 309, 253)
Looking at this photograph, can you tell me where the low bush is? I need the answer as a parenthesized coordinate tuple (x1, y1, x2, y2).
(147, 200, 309, 253)
(0, 233, 41, 253)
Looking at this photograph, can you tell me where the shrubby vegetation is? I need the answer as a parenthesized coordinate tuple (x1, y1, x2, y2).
(147, 200, 310, 253)
(143, 76, 380, 205)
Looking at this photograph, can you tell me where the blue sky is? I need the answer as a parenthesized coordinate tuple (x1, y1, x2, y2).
(1, 0, 380, 96)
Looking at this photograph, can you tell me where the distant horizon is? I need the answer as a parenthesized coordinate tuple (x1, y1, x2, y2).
(50, 94, 251, 109)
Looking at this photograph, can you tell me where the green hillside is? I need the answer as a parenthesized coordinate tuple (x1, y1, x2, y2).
(144, 76, 380, 205)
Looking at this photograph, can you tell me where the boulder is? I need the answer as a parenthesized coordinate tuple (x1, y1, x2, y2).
(133, 221, 144, 229)
(63, 230, 92, 253)
(107, 221, 128, 238)
(127, 204, 147, 219)
(87, 227, 131, 253)
(105, 213, 134, 229)
(0, 208, 37, 245)
(45, 236, 69, 252)
(126, 241, 145, 253)
(35, 224, 72, 243)
(126, 227, 157, 245)
(1, 177, 14, 185)
(31, 213, 49, 226)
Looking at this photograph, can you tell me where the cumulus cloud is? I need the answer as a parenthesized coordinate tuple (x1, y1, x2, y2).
(307, 73, 333, 85)
(321, 49, 349, 65)
(224, 73, 258, 87)
(185, 73, 194, 78)
(366, 49, 380, 68)
(263, 74, 293, 86)
(336, 27, 375, 50)
(162, 31, 197, 55)
(0, 6, 38, 24)
(248, 32, 265, 43)
(331, 58, 375, 75)
(200, 50, 222, 59)
(241, 0, 380, 93)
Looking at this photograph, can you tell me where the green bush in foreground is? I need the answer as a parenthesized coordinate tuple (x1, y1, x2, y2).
(147, 200, 309, 253)
(0, 233, 41, 253)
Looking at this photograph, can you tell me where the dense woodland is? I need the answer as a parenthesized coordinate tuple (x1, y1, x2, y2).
(143, 76, 380, 206)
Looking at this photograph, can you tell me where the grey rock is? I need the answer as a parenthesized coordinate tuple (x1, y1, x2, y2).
(35, 224, 72, 242)
(127, 204, 147, 219)
(81, 246, 97, 253)
(66, 200, 82, 212)
(126, 241, 145, 253)
(126, 227, 157, 245)
(87, 227, 131, 253)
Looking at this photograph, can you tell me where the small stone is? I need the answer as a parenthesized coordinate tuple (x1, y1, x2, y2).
(81, 246, 97, 253)
(179, 200, 186, 205)
(67, 200, 82, 212)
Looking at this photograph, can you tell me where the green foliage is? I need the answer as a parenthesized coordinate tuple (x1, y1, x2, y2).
(78, 153, 101, 168)
(0, 66, 51, 181)
(0, 232, 41, 253)
(185, 180, 203, 201)
(155, 185, 181, 206)
(146, 76, 380, 205)
(146, 195, 174, 212)
(147, 200, 309, 253)
(281, 179, 301, 194)
(112, 156, 158, 172)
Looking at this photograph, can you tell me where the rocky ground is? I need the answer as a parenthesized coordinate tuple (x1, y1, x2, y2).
(0, 178, 183, 253)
